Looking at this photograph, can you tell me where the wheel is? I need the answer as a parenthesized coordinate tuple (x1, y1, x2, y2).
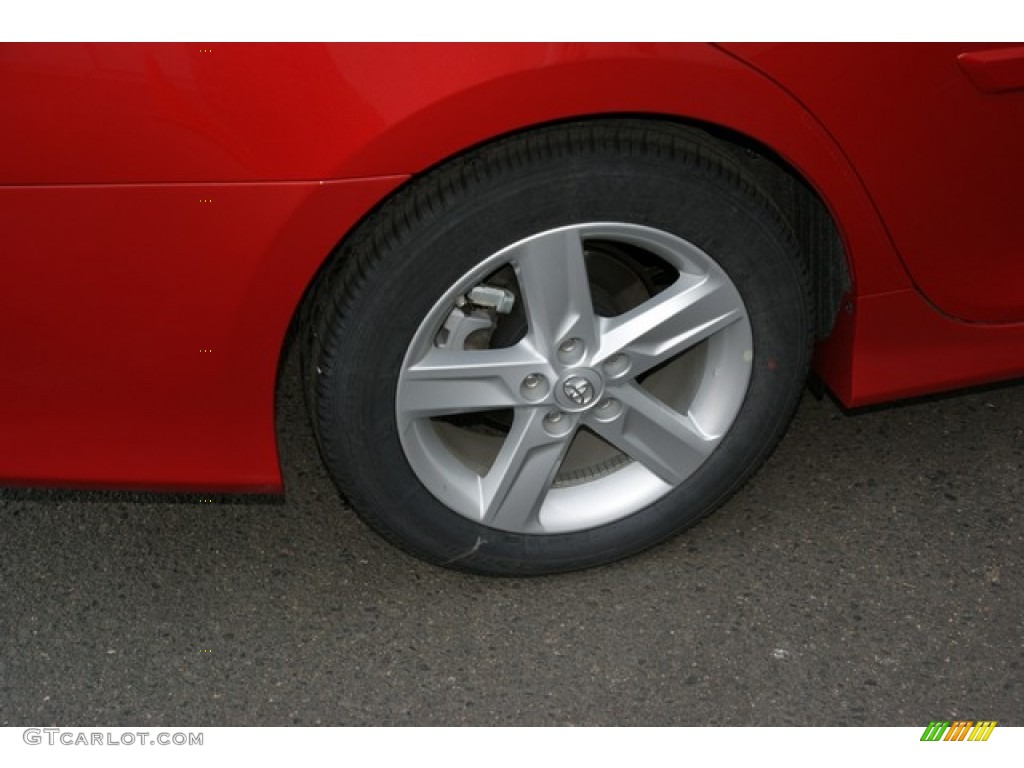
(307, 120, 810, 575)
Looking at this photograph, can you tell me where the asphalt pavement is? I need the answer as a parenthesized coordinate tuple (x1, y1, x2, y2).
(2, 355, 1021, 726)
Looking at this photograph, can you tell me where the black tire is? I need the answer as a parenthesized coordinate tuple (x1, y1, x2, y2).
(306, 120, 810, 575)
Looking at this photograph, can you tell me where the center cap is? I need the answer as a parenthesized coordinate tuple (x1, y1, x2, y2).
(555, 369, 604, 412)
(563, 376, 596, 406)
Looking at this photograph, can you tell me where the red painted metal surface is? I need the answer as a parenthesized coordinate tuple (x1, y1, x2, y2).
(958, 46, 1024, 94)
(0, 178, 404, 490)
(721, 43, 1024, 323)
(1, 43, 1023, 491)
(815, 290, 1024, 407)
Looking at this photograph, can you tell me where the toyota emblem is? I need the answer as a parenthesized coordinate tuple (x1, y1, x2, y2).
(562, 376, 596, 407)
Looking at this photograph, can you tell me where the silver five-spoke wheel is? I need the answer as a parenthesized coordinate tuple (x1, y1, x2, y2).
(396, 223, 753, 534)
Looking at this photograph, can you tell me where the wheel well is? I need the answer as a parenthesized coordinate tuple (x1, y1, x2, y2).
(280, 116, 851, 410)
(699, 123, 851, 339)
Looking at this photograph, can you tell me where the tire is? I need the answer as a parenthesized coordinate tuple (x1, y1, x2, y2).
(307, 120, 810, 575)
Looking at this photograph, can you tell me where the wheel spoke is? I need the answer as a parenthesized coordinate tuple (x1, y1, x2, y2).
(596, 273, 745, 377)
(398, 344, 549, 423)
(512, 227, 599, 356)
(478, 408, 574, 531)
(587, 383, 718, 486)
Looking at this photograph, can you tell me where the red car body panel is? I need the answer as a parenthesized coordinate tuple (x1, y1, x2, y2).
(721, 42, 1024, 323)
(0, 178, 404, 490)
(1, 43, 1022, 492)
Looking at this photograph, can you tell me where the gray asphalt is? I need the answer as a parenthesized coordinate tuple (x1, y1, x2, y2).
(2, 354, 1021, 726)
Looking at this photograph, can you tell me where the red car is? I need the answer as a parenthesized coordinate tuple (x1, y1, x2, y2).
(2, 43, 1022, 574)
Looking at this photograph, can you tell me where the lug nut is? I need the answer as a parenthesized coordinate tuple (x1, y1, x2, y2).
(592, 397, 622, 421)
(520, 373, 549, 402)
(542, 409, 572, 437)
(557, 337, 585, 365)
(603, 353, 630, 378)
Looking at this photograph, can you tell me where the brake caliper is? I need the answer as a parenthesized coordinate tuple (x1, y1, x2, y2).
(436, 285, 516, 350)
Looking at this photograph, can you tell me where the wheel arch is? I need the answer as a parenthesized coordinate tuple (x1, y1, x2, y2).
(313, 44, 909, 299)
(277, 112, 856, 421)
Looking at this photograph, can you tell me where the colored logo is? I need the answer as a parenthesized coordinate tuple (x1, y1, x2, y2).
(920, 721, 996, 741)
